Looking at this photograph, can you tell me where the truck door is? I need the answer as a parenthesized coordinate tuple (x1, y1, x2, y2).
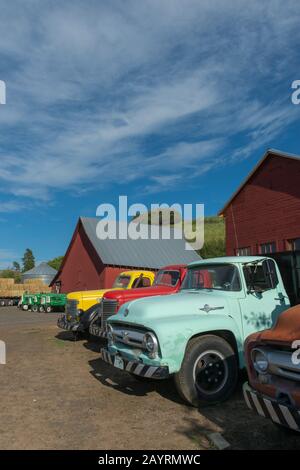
(240, 259, 290, 339)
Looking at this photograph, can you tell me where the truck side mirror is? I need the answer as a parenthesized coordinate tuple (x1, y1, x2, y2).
(262, 259, 278, 289)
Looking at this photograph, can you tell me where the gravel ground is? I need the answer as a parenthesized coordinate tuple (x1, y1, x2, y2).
(0, 307, 299, 450)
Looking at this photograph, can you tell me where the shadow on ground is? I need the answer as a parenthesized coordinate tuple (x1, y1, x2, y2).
(55, 331, 77, 342)
(88, 355, 184, 404)
(180, 375, 300, 450)
(88, 357, 300, 450)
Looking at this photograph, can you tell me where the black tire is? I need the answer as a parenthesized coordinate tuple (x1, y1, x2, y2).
(31, 305, 38, 313)
(45, 306, 52, 313)
(174, 335, 238, 407)
(39, 306, 45, 313)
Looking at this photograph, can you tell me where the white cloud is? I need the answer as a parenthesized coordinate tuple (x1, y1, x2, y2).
(0, 200, 26, 213)
(0, 1, 299, 204)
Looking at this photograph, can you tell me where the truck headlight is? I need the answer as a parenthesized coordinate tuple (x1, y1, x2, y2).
(75, 310, 83, 322)
(252, 348, 269, 374)
(143, 332, 158, 358)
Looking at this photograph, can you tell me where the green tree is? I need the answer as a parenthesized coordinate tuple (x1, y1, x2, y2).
(22, 249, 35, 272)
(48, 256, 64, 271)
(13, 261, 21, 272)
(0, 269, 15, 278)
(0, 268, 21, 282)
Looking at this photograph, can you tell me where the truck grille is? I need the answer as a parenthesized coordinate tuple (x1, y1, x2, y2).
(66, 299, 78, 317)
(101, 299, 118, 329)
(111, 324, 145, 348)
(258, 347, 300, 382)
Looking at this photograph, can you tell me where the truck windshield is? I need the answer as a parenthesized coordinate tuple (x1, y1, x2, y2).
(113, 275, 131, 288)
(154, 270, 180, 287)
(181, 264, 241, 292)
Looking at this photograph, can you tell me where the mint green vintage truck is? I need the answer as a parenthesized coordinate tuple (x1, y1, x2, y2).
(101, 256, 290, 406)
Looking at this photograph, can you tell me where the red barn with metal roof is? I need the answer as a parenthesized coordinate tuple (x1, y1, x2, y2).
(219, 149, 300, 256)
(51, 217, 201, 293)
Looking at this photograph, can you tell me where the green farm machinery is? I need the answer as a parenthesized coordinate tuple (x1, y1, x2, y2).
(20, 292, 66, 313)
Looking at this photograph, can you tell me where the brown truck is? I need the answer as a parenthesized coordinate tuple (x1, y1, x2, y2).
(244, 304, 300, 432)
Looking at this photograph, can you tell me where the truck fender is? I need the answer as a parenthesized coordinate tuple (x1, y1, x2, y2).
(80, 304, 101, 328)
(156, 314, 244, 374)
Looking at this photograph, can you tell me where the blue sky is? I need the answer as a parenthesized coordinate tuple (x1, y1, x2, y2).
(0, 0, 300, 268)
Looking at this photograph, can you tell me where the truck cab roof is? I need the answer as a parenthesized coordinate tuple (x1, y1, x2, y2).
(188, 256, 269, 267)
(103, 265, 187, 301)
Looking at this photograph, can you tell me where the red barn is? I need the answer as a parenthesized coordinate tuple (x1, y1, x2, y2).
(219, 149, 300, 256)
(51, 217, 201, 293)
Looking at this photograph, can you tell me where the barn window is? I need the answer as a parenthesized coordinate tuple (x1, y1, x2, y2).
(236, 247, 251, 256)
(287, 238, 300, 251)
(260, 242, 276, 254)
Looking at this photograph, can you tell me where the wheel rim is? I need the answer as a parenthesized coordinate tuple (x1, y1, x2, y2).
(193, 349, 228, 395)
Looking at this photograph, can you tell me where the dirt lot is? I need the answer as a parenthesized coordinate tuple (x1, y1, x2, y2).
(0, 307, 299, 450)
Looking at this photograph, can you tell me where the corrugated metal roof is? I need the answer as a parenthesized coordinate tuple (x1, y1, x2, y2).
(22, 262, 58, 286)
(81, 217, 201, 269)
(23, 262, 57, 276)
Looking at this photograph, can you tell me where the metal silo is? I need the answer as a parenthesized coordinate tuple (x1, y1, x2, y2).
(21, 262, 58, 286)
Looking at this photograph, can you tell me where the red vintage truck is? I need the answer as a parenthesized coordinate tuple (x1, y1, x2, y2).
(89, 264, 188, 338)
(243, 304, 300, 432)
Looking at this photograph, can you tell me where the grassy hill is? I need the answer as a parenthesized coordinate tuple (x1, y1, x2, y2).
(199, 216, 225, 259)
(133, 210, 226, 259)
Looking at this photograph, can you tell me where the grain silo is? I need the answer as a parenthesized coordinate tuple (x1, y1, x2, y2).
(21, 262, 57, 287)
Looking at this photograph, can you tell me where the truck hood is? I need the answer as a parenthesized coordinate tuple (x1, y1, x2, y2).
(67, 288, 122, 302)
(252, 305, 300, 344)
(104, 285, 176, 302)
(109, 289, 228, 327)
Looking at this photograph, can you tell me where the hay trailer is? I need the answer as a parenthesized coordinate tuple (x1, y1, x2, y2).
(0, 278, 24, 307)
(0, 296, 19, 307)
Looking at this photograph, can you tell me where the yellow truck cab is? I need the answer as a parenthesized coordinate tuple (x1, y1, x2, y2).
(67, 270, 155, 313)
(57, 270, 155, 337)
